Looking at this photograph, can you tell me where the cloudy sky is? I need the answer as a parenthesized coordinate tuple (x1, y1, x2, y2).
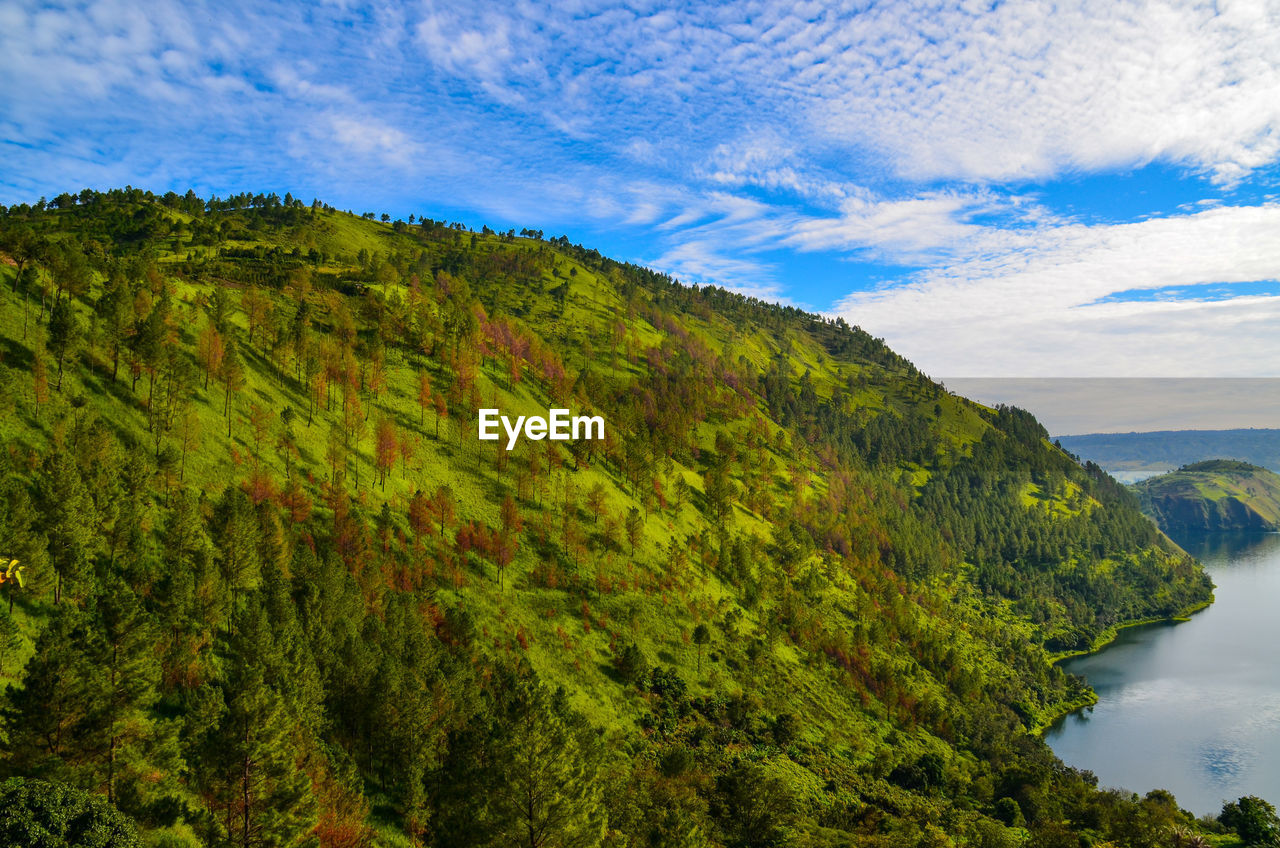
(3, 0, 1280, 377)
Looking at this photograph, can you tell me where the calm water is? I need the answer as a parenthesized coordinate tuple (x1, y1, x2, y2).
(1046, 532, 1280, 816)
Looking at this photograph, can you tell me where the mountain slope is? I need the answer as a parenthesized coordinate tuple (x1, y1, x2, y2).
(0, 189, 1214, 848)
(1134, 460, 1280, 534)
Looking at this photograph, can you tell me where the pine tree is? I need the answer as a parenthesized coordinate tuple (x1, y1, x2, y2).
(89, 575, 166, 807)
(212, 487, 263, 625)
(3, 604, 104, 784)
(221, 340, 246, 439)
(0, 471, 51, 610)
(37, 450, 95, 605)
(47, 293, 82, 392)
(0, 607, 21, 676)
(197, 603, 318, 848)
(434, 670, 606, 848)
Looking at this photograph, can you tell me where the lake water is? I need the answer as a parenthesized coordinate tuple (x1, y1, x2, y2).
(1045, 532, 1280, 817)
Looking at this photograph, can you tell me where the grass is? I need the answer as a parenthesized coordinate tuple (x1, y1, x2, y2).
(0, 205, 1216, 827)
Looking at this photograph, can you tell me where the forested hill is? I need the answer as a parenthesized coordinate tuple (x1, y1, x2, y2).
(1134, 460, 1280, 534)
(0, 189, 1215, 848)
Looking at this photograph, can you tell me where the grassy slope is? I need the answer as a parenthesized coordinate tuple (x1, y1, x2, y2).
(0, 200, 1217, 843)
(1134, 460, 1280, 531)
(0, 215, 994, 742)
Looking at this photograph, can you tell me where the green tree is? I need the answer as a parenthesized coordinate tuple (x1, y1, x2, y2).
(692, 623, 710, 674)
(625, 508, 642, 555)
(3, 605, 104, 784)
(47, 298, 82, 391)
(435, 671, 606, 848)
(196, 670, 316, 848)
(714, 762, 797, 848)
(220, 340, 246, 439)
(89, 575, 167, 808)
(94, 282, 132, 382)
(212, 487, 263, 622)
(37, 451, 95, 605)
(0, 777, 140, 848)
(0, 606, 22, 675)
(1221, 796, 1280, 847)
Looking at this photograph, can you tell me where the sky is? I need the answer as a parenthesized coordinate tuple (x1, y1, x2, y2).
(945, 378, 1280, 435)
(3, 0, 1280, 379)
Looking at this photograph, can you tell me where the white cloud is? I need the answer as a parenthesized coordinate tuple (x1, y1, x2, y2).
(780, 0, 1280, 183)
(834, 203, 1280, 376)
(326, 115, 419, 166)
(391, 1, 1280, 185)
(786, 189, 1016, 258)
(7, 0, 1280, 384)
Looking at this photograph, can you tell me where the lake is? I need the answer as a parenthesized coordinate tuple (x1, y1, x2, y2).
(1045, 531, 1280, 817)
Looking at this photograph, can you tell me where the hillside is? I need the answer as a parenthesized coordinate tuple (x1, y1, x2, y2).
(0, 189, 1215, 848)
(1134, 460, 1280, 534)
(1057, 429, 1280, 483)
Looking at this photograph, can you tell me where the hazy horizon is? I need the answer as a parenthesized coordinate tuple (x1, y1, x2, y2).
(943, 378, 1280, 436)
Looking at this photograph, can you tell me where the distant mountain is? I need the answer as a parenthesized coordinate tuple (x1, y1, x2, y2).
(1133, 460, 1280, 534)
(1056, 429, 1280, 483)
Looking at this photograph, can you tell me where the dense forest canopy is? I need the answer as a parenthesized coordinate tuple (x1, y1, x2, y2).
(0, 188, 1231, 848)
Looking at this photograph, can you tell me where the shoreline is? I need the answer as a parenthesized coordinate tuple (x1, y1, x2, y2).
(1032, 596, 1215, 736)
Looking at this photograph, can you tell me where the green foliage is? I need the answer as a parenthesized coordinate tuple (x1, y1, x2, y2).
(1222, 796, 1280, 847)
(1134, 461, 1280, 533)
(0, 188, 1225, 848)
(0, 776, 140, 848)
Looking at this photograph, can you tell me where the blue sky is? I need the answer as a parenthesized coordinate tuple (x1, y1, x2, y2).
(4, 0, 1280, 378)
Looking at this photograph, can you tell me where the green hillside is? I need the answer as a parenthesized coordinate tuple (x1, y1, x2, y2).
(0, 189, 1220, 848)
(1134, 460, 1280, 534)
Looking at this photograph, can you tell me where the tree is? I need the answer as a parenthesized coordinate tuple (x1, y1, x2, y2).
(220, 341, 246, 439)
(47, 298, 81, 391)
(3, 578, 171, 812)
(212, 487, 262, 622)
(95, 283, 132, 382)
(4, 606, 101, 779)
(1221, 796, 1280, 847)
(50, 242, 92, 304)
(247, 403, 274, 465)
(417, 373, 433, 427)
(241, 287, 271, 348)
(428, 486, 456, 539)
(197, 646, 317, 848)
(90, 575, 165, 808)
(714, 762, 797, 848)
(625, 508, 643, 556)
(178, 407, 201, 482)
(31, 349, 50, 420)
(197, 324, 225, 390)
(0, 606, 21, 675)
(374, 416, 397, 490)
(37, 451, 95, 605)
(585, 483, 606, 526)
(434, 393, 448, 440)
(0, 777, 141, 848)
(275, 411, 299, 481)
(435, 671, 606, 848)
(692, 624, 710, 674)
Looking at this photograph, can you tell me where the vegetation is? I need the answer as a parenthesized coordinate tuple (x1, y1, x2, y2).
(0, 187, 1242, 847)
(1133, 460, 1280, 534)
